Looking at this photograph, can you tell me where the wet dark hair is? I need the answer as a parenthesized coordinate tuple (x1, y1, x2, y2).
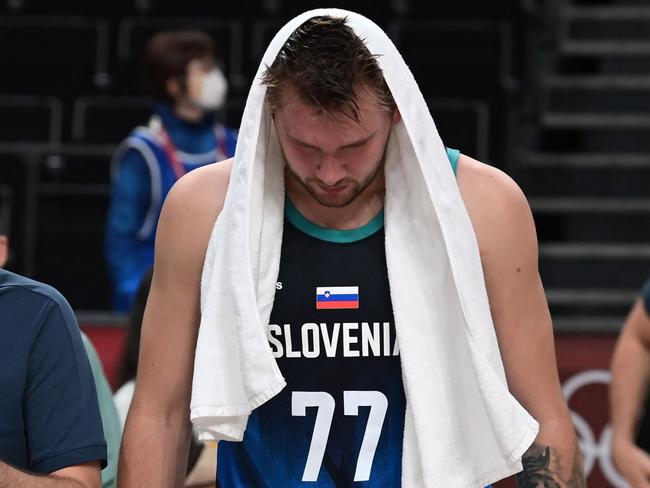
(142, 30, 215, 103)
(262, 16, 394, 121)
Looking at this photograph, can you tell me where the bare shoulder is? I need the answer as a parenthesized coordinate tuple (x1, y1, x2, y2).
(456, 154, 530, 225)
(164, 158, 233, 224)
(155, 158, 233, 278)
(160, 159, 232, 236)
(456, 153, 536, 256)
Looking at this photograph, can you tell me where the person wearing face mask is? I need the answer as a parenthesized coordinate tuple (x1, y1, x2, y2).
(105, 30, 237, 312)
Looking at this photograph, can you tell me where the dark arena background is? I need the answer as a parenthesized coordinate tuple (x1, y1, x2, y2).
(1, 0, 648, 486)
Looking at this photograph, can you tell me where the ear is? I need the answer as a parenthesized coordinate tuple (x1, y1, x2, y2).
(391, 105, 401, 126)
(166, 78, 182, 100)
(0, 235, 8, 268)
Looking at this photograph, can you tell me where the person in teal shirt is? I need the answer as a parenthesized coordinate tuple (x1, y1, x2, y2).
(82, 334, 122, 488)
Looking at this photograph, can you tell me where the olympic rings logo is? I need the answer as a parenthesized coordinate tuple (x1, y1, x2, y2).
(562, 369, 629, 487)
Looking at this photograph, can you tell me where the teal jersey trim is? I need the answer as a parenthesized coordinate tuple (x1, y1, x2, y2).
(285, 198, 384, 244)
(285, 147, 460, 243)
(446, 147, 460, 176)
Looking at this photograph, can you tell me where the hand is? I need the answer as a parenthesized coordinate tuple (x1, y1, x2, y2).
(613, 438, 650, 488)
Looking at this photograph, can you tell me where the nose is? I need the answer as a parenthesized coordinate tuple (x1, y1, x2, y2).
(316, 156, 345, 186)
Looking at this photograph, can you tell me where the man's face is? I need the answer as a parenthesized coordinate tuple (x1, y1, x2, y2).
(185, 57, 216, 99)
(274, 84, 399, 207)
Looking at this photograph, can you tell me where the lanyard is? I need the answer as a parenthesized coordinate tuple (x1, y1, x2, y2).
(158, 125, 230, 180)
(214, 125, 230, 162)
(158, 127, 187, 180)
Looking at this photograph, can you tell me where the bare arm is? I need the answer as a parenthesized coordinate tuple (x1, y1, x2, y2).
(458, 155, 585, 487)
(611, 297, 650, 488)
(0, 461, 100, 488)
(118, 161, 232, 487)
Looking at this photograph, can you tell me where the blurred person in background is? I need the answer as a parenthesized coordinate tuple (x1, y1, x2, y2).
(114, 268, 217, 487)
(105, 30, 238, 312)
(0, 199, 121, 488)
(611, 278, 650, 488)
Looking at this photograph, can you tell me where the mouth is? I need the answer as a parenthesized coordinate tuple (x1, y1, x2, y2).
(317, 184, 348, 195)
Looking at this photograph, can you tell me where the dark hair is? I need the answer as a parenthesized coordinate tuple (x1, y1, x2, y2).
(118, 268, 153, 387)
(261, 16, 394, 121)
(142, 30, 215, 103)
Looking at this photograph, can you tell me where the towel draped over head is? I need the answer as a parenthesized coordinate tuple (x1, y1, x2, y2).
(190, 8, 539, 487)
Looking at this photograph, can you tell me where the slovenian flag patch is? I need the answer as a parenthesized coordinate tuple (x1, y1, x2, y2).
(316, 286, 359, 310)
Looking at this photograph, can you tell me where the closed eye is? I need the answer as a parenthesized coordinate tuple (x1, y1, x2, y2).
(338, 131, 377, 150)
(341, 140, 367, 149)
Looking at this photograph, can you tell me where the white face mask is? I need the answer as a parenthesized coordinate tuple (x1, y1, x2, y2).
(193, 67, 228, 111)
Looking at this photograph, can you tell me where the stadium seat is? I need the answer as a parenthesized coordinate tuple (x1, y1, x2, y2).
(37, 150, 112, 185)
(0, 17, 110, 95)
(426, 98, 490, 161)
(249, 19, 286, 77)
(72, 95, 245, 142)
(32, 146, 113, 308)
(72, 96, 153, 144)
(35, 183, 112, 309)
(389, 0, 520, 21)
(3, 0, 135, 16)
(390, 19, 516, 161)
(0, 96, 63, 143)
(135, 0, 260, 17)
(388, 19, 514, 101)
(260, 0, 390, 25)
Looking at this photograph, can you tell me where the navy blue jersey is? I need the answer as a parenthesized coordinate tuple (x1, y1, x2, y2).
(218, 202, 403, 487)
(217, 148, 474, 487)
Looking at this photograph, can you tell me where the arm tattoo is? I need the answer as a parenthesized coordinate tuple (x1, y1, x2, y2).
(515, 443, 586, 488)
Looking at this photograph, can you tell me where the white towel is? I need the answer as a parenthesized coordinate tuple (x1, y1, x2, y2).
(190, 9, 539, 487)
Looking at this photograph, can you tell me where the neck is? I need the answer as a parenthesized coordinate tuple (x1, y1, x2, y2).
(172, 99, 205, 123)
(285, 169, 385, 230)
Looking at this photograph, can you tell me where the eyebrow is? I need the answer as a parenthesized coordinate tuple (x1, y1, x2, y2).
(287, 130, 378, 151)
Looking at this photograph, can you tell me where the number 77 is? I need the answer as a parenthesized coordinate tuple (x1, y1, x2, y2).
(292, 391, 388, 482)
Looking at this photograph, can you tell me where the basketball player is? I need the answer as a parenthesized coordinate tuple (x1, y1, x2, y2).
(119, 16, 584, 487)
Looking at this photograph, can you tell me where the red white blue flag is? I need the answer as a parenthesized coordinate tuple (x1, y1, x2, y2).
(316, 286, 359, 310)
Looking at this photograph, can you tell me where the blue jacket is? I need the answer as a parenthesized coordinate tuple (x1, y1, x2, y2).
(105, 104, 237, 311)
